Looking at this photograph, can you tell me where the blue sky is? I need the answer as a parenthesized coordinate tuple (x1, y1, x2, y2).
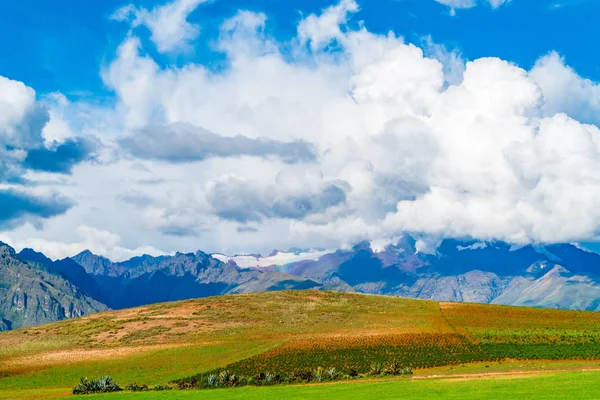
(2, 0, 599, 98)
(2, 0, 600, 259)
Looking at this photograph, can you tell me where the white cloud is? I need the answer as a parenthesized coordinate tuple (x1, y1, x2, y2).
(112, 0, 210, 53)
(530, 52, 600, 126)
(298, 0, 358, 51)
(213, 248, 335, 269)
(434, 0, 511, 15)
(4, 0, 600, 259)
(0, 76, 48, 150)
(0, 226, 167, 261)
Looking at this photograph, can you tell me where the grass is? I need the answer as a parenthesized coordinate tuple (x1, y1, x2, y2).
(0, 341, 279, 390)
(5, 291, 600, 398)
(47, 371, 600, 400)
(0, 291, 444, 397)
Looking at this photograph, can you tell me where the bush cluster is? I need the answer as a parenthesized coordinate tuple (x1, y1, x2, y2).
(72, 376, 121, 395)
(74, 378, 174, 394)
(173, 360, 412, 390)
(124, 382, 174, 391)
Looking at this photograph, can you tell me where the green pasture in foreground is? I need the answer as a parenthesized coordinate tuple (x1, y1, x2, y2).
(48, 371, 600, 400)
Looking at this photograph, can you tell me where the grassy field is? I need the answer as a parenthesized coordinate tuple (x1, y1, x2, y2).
(0, 291, 444, 396)
(40, 371, 600, 400)
(3, 291, 600, 398)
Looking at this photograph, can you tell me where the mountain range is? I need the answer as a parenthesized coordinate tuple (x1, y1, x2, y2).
(2, 236, 600, 330)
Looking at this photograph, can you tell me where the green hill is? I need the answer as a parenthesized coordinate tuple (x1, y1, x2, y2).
(3, 291, 600, 399)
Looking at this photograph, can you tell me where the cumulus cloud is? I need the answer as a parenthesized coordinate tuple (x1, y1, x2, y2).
(120, 123, 317, 164)
(0, 76, 94, 181)
(5, 0, 600, 258)
(530, 52, 600, 126)
(93, 0, 600, 251)
(111, 0, 210, 53)
(0, 76, 49, 150)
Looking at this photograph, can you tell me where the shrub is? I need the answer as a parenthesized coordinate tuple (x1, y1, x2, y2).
(152, 384, 172, 391)
(385, 360, 401, 375)
(73, 376, 121, 395)
(176, 376, 198, 390)
(125, 383, 149, 392)
(290, 369, 313, 382)
(369, 363, 384, 376)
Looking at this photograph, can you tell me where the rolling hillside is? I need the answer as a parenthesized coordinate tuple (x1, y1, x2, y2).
(4, 291, 600, 399)
(4, 236, 600, 331)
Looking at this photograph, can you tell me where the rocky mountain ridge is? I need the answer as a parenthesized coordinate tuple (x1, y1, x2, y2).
(0, 243, 107, 331)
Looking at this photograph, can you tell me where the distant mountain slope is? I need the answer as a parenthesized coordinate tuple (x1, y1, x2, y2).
(233, 238, 600, 311)
(0, 244, 107, 331)
(17, 248, 105, 302)
(71, 250, 321, 309)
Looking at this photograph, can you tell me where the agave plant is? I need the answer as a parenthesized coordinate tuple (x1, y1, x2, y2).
(314, 367, 325, 382)
(218, 370, 231, 384)
(265, 372, 275, 385)
(98, 376, 121, 392)
(72, 376, 121, 395)
(73, 378, 91, 395)
(326, 367, 340, 380)
(401, 366, 413, 375)
(206, 374, 218, 388)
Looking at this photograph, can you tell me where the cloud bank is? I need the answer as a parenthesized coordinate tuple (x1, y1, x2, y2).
(2, 0, 600, 259)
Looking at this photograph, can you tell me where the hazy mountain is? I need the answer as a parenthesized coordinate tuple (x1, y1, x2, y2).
(0, 243, 107, 331)
(247, 238, 600, 311)
(71, 250, 321, 309)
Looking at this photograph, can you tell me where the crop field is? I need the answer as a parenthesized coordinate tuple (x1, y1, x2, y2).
(4, 291, 600, 398)
(220, 333, 486, 376)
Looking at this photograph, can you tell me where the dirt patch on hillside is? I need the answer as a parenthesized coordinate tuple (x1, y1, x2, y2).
(3, 343, 196, 368)
(439, 302, 460, 310)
